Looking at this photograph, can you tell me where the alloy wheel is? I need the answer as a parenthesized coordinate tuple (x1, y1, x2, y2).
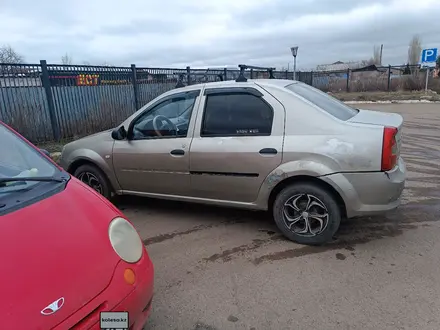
(283, 193, 329, 237)
(77, 171, 103, 195)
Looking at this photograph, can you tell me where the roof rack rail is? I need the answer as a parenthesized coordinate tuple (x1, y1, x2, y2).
(235, 64, 276, 82)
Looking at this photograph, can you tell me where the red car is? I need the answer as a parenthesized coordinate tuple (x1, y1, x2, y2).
(0, 121, 154, 330)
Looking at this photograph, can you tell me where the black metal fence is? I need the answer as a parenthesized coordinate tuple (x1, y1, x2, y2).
(0, 61, 435, 142)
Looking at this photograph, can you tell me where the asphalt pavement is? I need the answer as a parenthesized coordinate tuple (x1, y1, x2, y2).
(118, 103, 440, 330)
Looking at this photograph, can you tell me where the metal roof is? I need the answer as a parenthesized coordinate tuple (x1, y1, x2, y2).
(316, 61, 363, 72)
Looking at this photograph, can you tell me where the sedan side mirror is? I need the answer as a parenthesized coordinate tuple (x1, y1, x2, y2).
(111, 126, 127, 140)
(39, 148, 51, 157)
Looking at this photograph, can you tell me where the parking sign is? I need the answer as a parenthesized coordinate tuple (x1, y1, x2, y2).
(421, 48, 438, 64)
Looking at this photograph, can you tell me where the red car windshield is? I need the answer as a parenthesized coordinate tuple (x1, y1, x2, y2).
(0, 124, 59, 193)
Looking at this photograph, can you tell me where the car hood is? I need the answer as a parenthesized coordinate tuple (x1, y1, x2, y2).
(80, 129, 113, 141)
(0, 178, 121, 329)
(60, 129, 115, 170)
(65, 129, 113, 151)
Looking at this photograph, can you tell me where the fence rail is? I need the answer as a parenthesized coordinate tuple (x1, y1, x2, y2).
(0, 61, 436, 142)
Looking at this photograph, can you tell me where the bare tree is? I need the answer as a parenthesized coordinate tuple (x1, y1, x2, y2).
(100, 61, 113, 67)
(360, 45, 382, 67)
(0, 45, 24, 63)
(80, 60, 112, 66)
(408, 35, 422, 66)
(372, 45, 381, 65)
(61, 53, 73, 65)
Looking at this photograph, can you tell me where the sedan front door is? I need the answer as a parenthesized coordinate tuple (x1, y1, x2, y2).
(112, 89, 201, 196)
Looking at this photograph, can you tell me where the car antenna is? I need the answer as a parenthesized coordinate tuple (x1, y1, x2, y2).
(235, 64, 276, 82)
(175, 73, 186, 88)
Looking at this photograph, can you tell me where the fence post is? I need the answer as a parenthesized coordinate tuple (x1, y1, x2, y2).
(224, 68, 227, 81)
(250, 69, 254, 79)
(425, 67, 430, 94)
(186, 66, 191, 85)
(40, 60, 60, 141)
(346, 68, 350, 92)
(387, 65, 391, 91)
(310, 71, 314, 86)
(131, 64, 139, 110)
(285, 70, 288, 79)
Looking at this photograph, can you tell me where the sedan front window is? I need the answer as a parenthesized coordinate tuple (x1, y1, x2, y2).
(131, 91, 199, 139)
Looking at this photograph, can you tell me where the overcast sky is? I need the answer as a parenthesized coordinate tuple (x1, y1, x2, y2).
(1, 0, 439, 69)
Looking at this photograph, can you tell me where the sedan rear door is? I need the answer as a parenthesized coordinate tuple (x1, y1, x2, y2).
(188, 86, 285, 203)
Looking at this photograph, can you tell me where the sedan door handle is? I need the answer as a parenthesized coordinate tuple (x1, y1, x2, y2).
(259, 148, 278, 155)
(170, 149, 185, 156)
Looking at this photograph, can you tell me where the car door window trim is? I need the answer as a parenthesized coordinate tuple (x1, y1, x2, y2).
(127, 89, 201, 140)
(203, 87, 263, 97)
(200, 91, 274, 138)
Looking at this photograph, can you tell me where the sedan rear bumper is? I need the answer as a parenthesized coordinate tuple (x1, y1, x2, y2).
(320, 157, 406, 218)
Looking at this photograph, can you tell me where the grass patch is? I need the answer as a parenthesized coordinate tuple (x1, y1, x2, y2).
(36, 140, 70, 153)
(331, 90, 440, 102)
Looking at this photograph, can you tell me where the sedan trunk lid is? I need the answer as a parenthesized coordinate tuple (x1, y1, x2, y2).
(347, 108, 403, 155)
(347, 108, 403, 129)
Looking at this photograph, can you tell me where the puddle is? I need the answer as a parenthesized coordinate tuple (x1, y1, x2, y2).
(251, 223, 415, 265)
(203, 235, 283, 263)
(143, 219, 246, 245)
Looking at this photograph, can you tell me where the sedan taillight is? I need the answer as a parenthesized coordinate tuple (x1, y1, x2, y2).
(381, 126, 398, 171)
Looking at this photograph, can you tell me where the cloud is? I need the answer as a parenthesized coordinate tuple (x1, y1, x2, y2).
(0, 0, 439, 69)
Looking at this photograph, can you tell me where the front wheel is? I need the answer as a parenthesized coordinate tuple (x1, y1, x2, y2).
(272, 183, 341, 245)
(73, 164, 112, 199)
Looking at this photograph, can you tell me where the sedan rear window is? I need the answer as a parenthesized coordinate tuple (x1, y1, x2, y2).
(285, 83, 358, 121)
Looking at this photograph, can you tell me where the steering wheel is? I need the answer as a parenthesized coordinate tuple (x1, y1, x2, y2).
(152, 115, 178, 136)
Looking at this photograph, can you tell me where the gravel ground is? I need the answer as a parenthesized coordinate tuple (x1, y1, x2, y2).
(114, 103, 440, 330)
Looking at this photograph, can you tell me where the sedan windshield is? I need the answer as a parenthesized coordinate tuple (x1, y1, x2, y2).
(286, 82, 358, 121)
(0, 124, 59, 193)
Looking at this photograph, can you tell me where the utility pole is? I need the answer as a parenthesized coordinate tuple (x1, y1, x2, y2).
(290, 46, 299, 80)
(380, 44, 383, 66)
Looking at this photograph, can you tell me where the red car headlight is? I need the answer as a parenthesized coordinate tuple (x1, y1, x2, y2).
(108, 217, 143, 263)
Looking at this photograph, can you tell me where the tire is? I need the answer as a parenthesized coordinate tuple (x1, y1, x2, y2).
(73, 164, 112, 200)
(272, 183, 341, 245)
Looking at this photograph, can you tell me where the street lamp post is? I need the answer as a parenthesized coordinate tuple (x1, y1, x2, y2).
(290, 46, 299, 80)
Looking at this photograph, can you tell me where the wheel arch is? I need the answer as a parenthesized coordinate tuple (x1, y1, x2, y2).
(268, 175, 347, 219)
(67, 158, 116, 193)
(67, 157, 97, 174)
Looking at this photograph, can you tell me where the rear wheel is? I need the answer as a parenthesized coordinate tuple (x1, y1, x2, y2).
(272, 183, 341, 245)
(73, 164, 112, 199)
